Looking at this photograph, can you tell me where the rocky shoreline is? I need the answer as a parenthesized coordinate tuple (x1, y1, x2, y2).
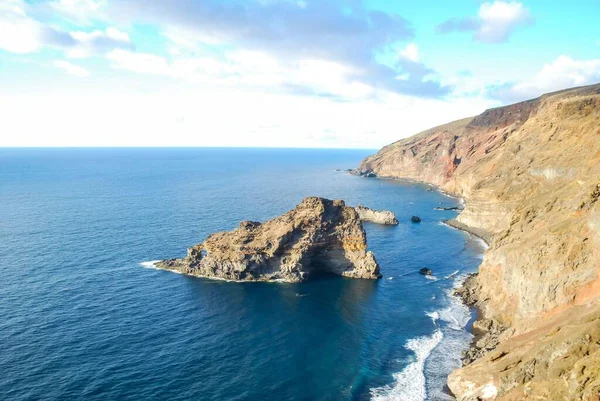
(453, 273, 508, 366)
(359, 83, 600, 400)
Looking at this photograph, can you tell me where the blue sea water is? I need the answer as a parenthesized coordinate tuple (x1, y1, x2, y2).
(0, 148, 485, 401)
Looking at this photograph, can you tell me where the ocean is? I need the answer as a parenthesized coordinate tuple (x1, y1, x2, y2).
(0, 148, 485, 401)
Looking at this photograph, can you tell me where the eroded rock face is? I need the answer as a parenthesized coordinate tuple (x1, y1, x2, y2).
(360, 83, 600, 400)
(448, 300, 600, 401)
(156, 197, 381, 282)
(354, 205, 398, 225)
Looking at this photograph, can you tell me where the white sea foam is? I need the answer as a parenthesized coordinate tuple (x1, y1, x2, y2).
(445, 270, 460, 279)
(424, 275, 438, 281)
(424, 275, 475, 400)
(370, 327, 444, 401)
(425, 311, 440, 322)
(140, 261, 188, 275)
(371, 273, 477, 401)
(437, 290, 471, 330)
(473, 237, 489, 251)
(140, 260, 161, 269)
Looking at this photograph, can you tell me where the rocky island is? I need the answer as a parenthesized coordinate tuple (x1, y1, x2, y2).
(360, 83, 600, 400)
(354, 205, 398, 225)
(156, 197, 380, 282)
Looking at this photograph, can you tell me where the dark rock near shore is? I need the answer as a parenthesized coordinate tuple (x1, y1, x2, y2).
(419, 267, 432, 276)
(461, 319, 508, 366)
(454, 273, 479, 306)
(347, 169, 377, 178)
(411, 216, 421, 223)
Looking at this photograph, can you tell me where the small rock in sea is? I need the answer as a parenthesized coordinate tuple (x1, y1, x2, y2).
(411, 216, 421, 223)
(363, 172, 377, 178)
(419, 267, 433, 276)
(355, 205, 398, 225)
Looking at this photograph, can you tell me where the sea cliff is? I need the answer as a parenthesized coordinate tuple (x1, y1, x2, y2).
(360, 83, 600, 400)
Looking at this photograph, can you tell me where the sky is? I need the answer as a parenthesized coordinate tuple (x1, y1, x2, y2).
(0, 0, 599, 148)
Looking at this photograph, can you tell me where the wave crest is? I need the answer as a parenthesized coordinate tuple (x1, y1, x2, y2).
(370, 328, 444, 401)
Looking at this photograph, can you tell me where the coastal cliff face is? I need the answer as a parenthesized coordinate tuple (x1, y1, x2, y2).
(361, 83, 600, 400)
(156, 197, 380, 282)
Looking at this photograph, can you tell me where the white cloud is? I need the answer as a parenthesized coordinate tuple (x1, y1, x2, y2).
(0, 0, 43, 53)
(67, 27, 131, 58)
(0, 89, 497, 148)
(50, 0, 106, 23)
(107, 49, 176, 76)
(438, 1, 533, 43)
(107, 0, 448, 97)
(107, 49, 375, 99)
(0, 0, 129, 58)
(476, 1, 532, 43)
(491, 56, 600, 102)
(163, 26, 221, 50)
(400, 43, 419, 62)
(53, 60, 90, 77)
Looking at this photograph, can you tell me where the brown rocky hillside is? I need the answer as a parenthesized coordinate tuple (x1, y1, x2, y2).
(360, 83, 600, 400)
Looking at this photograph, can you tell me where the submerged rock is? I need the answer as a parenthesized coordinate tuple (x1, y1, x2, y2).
(156, 197, 381, 282)
(411, 216, 421, 223)
(354, 205, 398, 225)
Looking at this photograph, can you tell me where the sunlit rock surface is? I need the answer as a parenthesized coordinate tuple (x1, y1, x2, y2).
(361, 83, 600, 400)
(157, 197, 381, 282)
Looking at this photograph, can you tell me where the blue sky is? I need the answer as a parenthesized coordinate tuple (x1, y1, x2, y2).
(1, 0, 598, 147)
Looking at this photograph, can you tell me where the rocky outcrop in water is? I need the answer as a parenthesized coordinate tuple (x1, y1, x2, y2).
(419, 267, 432, 276)
(360, 83, 600, 400)
(354, 205, 398, 225)
(156, 197, 381, 282)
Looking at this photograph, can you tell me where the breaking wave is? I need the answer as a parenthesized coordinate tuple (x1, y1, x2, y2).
(370, 275, 475, 401)
(370, 313, 444, 401)
(140, 260, 160, 269)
